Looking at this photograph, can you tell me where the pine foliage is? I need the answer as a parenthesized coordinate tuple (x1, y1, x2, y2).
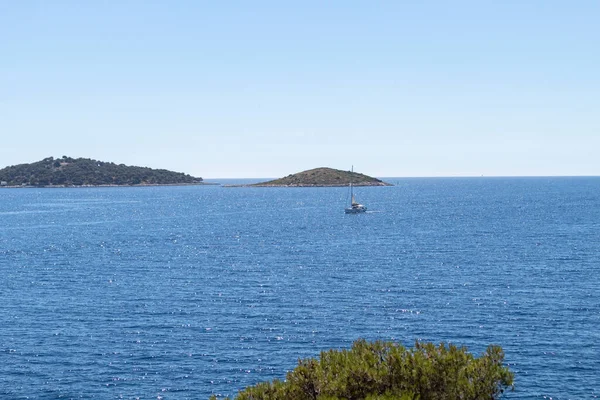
(213, 339, 513, 400)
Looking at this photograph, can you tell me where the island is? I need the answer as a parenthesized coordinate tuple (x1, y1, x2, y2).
(250, 167, 392, 187)
(0, 156, 203, 187)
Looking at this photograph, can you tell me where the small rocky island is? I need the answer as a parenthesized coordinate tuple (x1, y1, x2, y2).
(251, 167, 392, 187)
(0, 156, 203, 187)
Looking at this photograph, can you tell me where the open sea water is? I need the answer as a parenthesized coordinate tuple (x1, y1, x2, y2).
(0, 177, 599, 399)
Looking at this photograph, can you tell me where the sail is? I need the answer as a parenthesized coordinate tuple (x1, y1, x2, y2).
(345, 165, 366, 213)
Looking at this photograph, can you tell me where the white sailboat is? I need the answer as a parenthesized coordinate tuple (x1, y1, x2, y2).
(345, 166, 367, 214)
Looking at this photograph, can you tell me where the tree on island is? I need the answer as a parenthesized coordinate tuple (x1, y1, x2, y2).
(213, 339, 513, 400)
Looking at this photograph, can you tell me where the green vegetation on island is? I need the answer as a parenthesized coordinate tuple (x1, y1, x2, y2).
(0, 156, 202, 187)
(252, 167, 392, 187)
(215, 339, 513, 400)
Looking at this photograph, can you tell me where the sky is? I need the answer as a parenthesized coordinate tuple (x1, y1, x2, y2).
(1, 1, 598, 178)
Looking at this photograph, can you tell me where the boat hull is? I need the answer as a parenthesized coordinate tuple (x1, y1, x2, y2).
(345, 206, 367, 214)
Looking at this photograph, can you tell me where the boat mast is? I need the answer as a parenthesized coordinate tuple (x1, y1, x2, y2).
(350, 165, 354, 205)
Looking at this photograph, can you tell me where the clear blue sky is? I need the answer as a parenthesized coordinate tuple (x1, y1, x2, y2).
(1, 1, 598, 178)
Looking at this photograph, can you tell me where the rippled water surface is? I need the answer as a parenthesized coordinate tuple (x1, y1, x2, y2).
(1, 178, 599, 399)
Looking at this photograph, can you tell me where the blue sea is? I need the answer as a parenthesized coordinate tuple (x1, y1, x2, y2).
(1, 178, 599, 399)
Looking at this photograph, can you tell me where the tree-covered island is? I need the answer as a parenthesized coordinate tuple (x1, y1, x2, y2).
(0, 156, 203, 187)
(251, 167, 392, 187)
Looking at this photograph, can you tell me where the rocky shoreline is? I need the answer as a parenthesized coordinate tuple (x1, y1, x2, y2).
(0, 182, 218, 189)
(228, 182, 390, 188)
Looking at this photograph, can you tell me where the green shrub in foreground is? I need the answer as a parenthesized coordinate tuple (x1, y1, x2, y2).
(213, 339, 513, 400)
